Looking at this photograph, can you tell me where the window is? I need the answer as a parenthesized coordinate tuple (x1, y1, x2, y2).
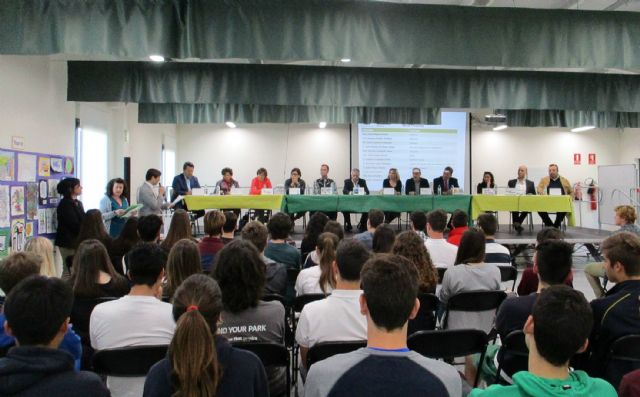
(77, 125, 108, 209)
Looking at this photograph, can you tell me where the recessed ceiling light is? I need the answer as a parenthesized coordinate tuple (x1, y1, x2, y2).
(319, 121, 327, 129)
(570, 125, 595, 132)
(340, 58, 351, 63)
(225, 121, 237, 128)
(493, 124, 508, 131)
(149, 55, 165, 62)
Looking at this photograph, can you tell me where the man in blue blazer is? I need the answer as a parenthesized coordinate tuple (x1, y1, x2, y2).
(432, 166, 459, 195)
(171, 162, 202, 215)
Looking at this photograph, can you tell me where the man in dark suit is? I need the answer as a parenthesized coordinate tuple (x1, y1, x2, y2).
(432, 166, 459, 195)
(342, 168, 370, 232)
(171, 161, 203, 217)
(405, 167, 430, 195)
(507, 165, 536, 233)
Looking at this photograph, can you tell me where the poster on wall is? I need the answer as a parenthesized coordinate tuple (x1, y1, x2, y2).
(38, 157, 51, 177)
(0, 150, 15, 181)
(37, 208, 46, 233)
(38, 179, 48, 205)
(11, 219, 25, 252)
(47, 208, 56, 234)
(10, 186, 24, 216)
(64, 157, 74, 174)
(48, 179, 60, 200)
(25, 221, 34, 238)
(17, 153, 36, 182)
(0, 229, 9, 258)
(26, 183, 38, 220)
(50, 158, 63, 173)
(0, 185, 9, 228)
(573, 153, 581, 165)
(588, 153, 597, 165)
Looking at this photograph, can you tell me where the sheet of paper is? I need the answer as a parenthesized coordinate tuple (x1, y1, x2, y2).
(38, 157, 51, 177)
(0, 186, 9, 228)
(17, 153, 36, 182)
(171, 195, 184, 206)
(50, 158, 63, 173)
(10, 186, 24, 216)
(26, 183, 38, 219)
(11, 219, 25, 252)
(0, 150, 15, 181)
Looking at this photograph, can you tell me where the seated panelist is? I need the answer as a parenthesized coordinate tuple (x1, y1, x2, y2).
(405, 167, 430, 195)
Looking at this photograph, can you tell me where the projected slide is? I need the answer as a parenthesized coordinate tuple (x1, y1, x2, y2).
(357, 112, 469, 192)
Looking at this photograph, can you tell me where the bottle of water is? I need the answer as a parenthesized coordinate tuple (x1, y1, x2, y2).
(437, 185, 442, 195)
(354, 184, 359, 195)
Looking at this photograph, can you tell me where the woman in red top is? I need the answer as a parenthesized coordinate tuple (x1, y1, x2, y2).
(249, 167, 272, 195)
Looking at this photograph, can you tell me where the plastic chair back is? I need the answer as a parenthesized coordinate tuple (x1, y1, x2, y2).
(92, 345, 168, 376)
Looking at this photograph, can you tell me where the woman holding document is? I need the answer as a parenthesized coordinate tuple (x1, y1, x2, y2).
(100, 178, 131, 238)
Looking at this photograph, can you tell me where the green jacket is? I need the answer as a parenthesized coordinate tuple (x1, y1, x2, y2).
(469, 370, 616, 397)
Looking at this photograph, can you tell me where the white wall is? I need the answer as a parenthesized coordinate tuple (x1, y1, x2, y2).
(0, 56, 75, 156)
(176, 124, 350, 187)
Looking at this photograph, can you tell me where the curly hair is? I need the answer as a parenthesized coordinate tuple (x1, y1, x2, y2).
(392, 231, 438, 293)
(212, 239, 266, 313)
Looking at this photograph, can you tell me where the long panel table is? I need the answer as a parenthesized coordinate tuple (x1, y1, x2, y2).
(471, 195, 575, 226)
(183, 195, 285, 211)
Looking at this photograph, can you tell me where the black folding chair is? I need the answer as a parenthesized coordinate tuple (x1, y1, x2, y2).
(71, 296, 119, 369)
(408, 329, 489, 387)
(605, 334, 640, 389)
(409, 293, 440, 335)
(498, 266, 518, 291)
(0, 343, 14, 358)
(234, 341, 291, 397)
(442, 290, 508, 331)
(92, 345, 168, 376)
(307, 340, 367, 369)
(437, 267, 447, 284)
(262, 293, 287, 307)
(495, 330, 529, 384)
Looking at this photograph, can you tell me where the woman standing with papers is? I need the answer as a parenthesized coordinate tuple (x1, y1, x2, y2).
(99, 178, 130, 238)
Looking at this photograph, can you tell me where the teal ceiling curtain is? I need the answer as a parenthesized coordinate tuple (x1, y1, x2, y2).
(2, 1, 640, 71)
(498, 109, 640, 128)
(137, 103, 441, 124)
(67, 61, 640, 112)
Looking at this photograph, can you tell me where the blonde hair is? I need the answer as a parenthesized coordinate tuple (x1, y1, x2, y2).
(615, 205, 637, 224)
(24, 237, 57, 277)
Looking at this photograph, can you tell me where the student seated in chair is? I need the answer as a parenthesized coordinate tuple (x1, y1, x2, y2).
(304, 254, 462, 397)
(469, 285, 617, 397)
(0, 276, 109, 396)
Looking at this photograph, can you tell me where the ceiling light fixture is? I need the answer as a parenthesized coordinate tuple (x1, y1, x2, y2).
(340, 58, 351, 63)
(492, 124, 508, 131)
(149, 55, 165, 62)
(319, 121, 327, 129)
(225, 121, 237, 128)
(570, 125, 596, 132)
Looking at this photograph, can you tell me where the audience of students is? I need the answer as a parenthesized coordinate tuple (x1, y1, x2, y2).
(163, 239, 203, 299)
(372, 223, 396, 253)
(0, 253, 82, 370)
(296, 232, 339, 296)
(24, 236, 59, 277)
(392, 231, 438, 294)
(296, 240, 370, 374)
(353, 209, 385, 250)
(424, 209, 458, 268)
(221, 210, 238, 244)
(213, 239, 286, 397)
(198, 210, 226, 273)
(304, 253, 462, 397)
(160, 209, 195, 253)
(264, 212, 301, 269)
(469, 286, 617, 397)
(0, 276, 109, 396)
(143, 274, 268, 397)
(475, 240, 574, 383)
(241, 221, 287, 296)
(90, 243, 175, 397)
(588, 232, 640, 386)
(476, 213, 511, 266)
(447, 209, 469, 246)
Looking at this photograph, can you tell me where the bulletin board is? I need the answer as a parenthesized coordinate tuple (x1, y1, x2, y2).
(0, 148, 75, 257)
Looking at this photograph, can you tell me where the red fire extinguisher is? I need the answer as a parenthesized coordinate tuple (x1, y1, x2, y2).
(586, 179, 597, 211)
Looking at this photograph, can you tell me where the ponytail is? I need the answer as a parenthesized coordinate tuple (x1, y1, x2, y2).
(317, 232, 339, 294)
(169, 309, 222, 397)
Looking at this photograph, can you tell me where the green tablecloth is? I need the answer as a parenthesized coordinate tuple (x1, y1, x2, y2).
(282, 194, 472, 214)
(183, 195, 284, 210)
(471, 195, 575, 226)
